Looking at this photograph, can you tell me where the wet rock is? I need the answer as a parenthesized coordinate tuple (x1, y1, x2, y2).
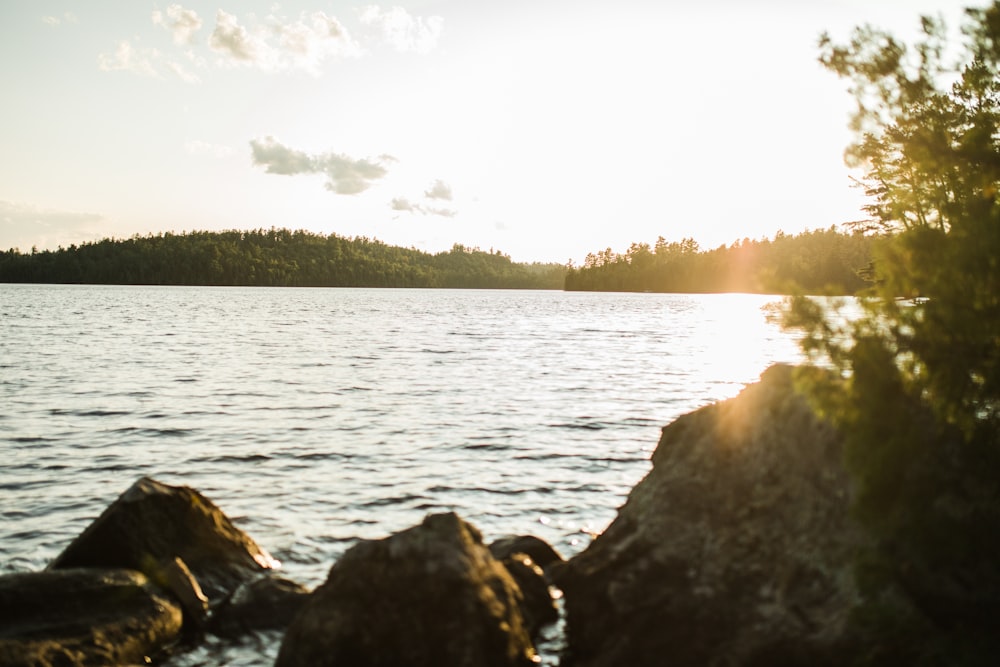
(555, 365, 866, 667)
(499, 552, 559, 639)
(489, 535, 565, 573)
(208, 575, 310, 638)
(276, 512, 537, 667)
(0, 568, 183, 667)
(48, 477, 278, 605)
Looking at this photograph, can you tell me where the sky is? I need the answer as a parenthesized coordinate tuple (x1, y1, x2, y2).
(0, 1, 976, 263)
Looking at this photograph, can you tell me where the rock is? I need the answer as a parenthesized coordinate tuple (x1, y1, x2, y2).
(489, 535, 565, 573)
(554, 365, 866, 667)
(499, 552, 559, 639)
(150, 556, 210, 630)
(48, 477, 278, 605)
(276, 512, 538, 667)
(208, 575, 310, 638)
(0, 568, 183, 667)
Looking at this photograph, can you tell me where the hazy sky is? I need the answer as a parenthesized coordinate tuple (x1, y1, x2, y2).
(0, 1, 974, 262)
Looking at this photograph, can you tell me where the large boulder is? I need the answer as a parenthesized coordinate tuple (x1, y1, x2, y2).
(0, 568, 183, 667)
(48, 477, 278, 605)
(554, 364, 867, 667)
(276, 512, 538, 667)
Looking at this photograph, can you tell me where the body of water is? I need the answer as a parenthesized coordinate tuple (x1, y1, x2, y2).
(1, 284, 804, 664)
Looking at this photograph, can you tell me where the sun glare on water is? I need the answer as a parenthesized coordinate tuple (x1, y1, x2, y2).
(696, 294, 801, 395)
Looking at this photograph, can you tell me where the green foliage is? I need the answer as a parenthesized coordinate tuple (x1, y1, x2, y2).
(0, 229, 566, 290)
(786, 4, 1000, 663)
(565, 228, 874, 294)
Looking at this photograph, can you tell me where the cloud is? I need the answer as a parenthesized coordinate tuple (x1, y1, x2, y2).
(166, 59, 202, 84)
(360, 6, 444, 54)
(390, 182, 458, 218)
(0, 201, 105, 252)
(250, 136, 393, 195)
(98, 40, 162, 78)
(275, 11, 359, 72)
(100, 5, 437, 80)
(42, 13, 77, 26)
(210, 10, 260, 62)
(205, 9, 360, 73)
(98, 38, 203, 83)
(423, 179, 453, 201)
(153, 5, 203, 45)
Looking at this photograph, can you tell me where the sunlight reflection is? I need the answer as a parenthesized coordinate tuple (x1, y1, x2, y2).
(695, 294, 801, 397)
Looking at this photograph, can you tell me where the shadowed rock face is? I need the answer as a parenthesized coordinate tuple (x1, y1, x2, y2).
(0, 568, 183, 667)
(489, 535, 565, 573)
(208, 575, 310, 638)
(48, 477, 277, 605)
(498, 553, 559, 639)
(555, 365, 866, 667)
(276, 512, 538, 667)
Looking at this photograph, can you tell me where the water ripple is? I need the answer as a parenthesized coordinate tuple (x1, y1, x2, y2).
(0, 285, 808, 667)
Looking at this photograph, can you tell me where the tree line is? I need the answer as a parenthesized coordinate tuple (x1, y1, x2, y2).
(566, 227, 874, 295)
(0, 229, 567, 290)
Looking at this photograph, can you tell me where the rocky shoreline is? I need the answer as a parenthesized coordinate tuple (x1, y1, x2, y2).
(0, 365, 922, 665)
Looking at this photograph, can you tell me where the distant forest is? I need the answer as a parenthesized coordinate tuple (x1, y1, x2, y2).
(0, 229, 566, 289)
(566, 227, 874, 295)
(0, 226, 874, 294)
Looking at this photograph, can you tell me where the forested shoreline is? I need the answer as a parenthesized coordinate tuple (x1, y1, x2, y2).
(1, 226, 875, 294)
(566, 227, 874, 294)
(0, 229, 566, 289)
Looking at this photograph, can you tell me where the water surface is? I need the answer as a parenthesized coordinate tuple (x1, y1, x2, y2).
(1, 285, 804, 664)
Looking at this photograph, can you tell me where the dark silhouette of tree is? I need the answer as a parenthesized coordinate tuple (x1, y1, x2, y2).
(785, 4, 1000, 662)
(565, 228, 873, 295)
(0, 229, 566, 290)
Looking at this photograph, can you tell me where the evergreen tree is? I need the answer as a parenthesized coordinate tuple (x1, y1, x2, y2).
(785, 4, 1000, 663)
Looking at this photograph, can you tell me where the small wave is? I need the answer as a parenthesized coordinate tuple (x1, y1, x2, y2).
(461, 442, 510, 451)
(547, 420, 607, 431)
(48, 408, 132, 417)
(10, 436, 57, 444)
(361, 494, 427, 508)
(111, 426, 194, 437)
(288, 452, 344, 461)
(513, 452, 576, 461)
(190, 453, 272, 464)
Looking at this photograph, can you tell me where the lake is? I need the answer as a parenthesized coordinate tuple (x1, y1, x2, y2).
(0, 284, 805, 664)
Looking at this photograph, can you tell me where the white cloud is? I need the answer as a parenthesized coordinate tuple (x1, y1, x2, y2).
(153, 5, 203, 45)
(98, 39, 203, 84)
(42, 13, 77, 26)
(424, 179, 453, 201)
(98, 40, 161, 79)
(391, 196, 417, 212)
(250, 136, 394, 195)
(167, 59, 202, 84)
(0, 201, 105, 252)
(360, 6, 444, 54)
(390, 182, 458, 218)
(210, 10, 261, 62)
(206, 9, 361, 73)
(101, 6, 436, 81)
(274, 11, 360, 73)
